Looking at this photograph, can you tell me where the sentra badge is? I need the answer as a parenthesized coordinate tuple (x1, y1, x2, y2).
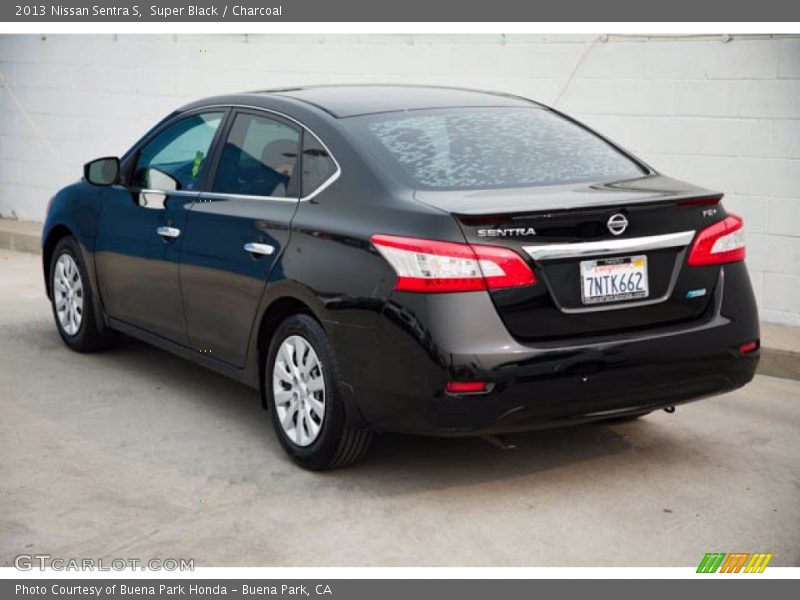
(477, 227, 537, 238)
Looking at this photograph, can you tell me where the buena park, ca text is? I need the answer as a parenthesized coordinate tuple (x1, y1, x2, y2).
(16, 585, 334, 597)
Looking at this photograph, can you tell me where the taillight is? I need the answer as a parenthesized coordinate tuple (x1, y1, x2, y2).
(370, 234, 536, 293)
(687, 214, 746, 266)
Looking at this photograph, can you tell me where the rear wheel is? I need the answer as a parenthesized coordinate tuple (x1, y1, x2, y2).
(49, 236, 117, 352)
(265, 314, 373, 470)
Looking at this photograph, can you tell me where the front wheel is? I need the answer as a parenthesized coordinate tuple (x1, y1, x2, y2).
(49, 236, 117, 352)
(265, 314, 373, 470)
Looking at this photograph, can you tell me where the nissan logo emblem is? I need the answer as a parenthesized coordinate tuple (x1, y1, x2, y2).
(607, 213, 629, 236)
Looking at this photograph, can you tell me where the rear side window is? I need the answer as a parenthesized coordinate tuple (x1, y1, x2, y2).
(133, 112, 223, 191)
(213, 112, 300, 198)
(301, 133, 337, 197)
(353, 107, 645, 190)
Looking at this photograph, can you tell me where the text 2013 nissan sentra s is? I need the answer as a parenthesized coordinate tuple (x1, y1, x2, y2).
(42, 85, 759, 469)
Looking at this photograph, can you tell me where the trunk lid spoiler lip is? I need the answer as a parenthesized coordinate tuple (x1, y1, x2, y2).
(413, 174, 721, 216)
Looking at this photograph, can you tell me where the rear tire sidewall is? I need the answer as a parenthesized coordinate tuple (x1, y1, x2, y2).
(265, 315, 347, 469)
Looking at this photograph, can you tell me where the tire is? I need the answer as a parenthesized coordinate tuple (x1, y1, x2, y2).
(265, 314, 373, 470)
(49, 236, 117, 352)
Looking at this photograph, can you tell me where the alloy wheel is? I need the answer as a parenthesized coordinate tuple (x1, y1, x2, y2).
(272, 335, 326, 447)
(53, 253, 84, 336)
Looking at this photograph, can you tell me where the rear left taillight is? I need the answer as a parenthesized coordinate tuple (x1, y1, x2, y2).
(370, 234, 536, 293)
(687, 214, 746, 266)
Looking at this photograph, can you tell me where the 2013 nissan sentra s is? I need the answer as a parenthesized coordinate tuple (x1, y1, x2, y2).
(42, 85, 759, 469)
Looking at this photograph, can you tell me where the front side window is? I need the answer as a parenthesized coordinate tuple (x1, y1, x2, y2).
(133, 112, 223, 191)
(301, 134, 337, 197)
(213, 112, 300, 198)
(351, 107, 645, 190)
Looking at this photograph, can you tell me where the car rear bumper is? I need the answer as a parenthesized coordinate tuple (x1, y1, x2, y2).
(396, 344, 757, 436)
(329, 262, 760, 435)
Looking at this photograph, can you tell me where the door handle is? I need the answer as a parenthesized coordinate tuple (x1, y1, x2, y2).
(156, 226, 181, 239)
(244, 242, 275, 256)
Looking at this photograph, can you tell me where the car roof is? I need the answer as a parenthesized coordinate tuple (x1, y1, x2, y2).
(247, 84, 542, 118)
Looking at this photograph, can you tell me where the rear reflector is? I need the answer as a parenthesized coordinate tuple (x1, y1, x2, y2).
(445, 381, 488, 394)
(687, 214, 746, 266)
(739, 340, 759, 354)
(371, 234, 536, 293)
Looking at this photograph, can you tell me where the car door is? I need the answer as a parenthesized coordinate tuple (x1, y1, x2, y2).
(95, 110, 226, 342)
(179, 108, 301, 366)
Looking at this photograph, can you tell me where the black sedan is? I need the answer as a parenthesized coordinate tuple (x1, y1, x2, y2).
(42, 85, 759, 469)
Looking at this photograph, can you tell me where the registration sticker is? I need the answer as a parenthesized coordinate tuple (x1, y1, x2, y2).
(580, 255, 649, 304)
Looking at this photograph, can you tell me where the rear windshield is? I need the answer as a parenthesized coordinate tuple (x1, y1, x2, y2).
(349, 107, 646, 190)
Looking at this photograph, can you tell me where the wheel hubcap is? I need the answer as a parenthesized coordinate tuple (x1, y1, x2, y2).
(53, 253, 83, 336)
(272, 335, 326, 447)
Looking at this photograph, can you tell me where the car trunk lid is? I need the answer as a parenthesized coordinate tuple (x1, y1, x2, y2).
(415, 175, 725, 342)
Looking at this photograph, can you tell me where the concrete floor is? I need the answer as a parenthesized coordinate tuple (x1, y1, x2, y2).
(0, 248, 798, 567)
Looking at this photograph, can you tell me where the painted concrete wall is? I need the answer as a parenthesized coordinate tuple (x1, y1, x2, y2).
(0, 34, 798, 323)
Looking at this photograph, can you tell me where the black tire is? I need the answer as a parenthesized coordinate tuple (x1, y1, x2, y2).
(49, 236, 117, 352)
(265, 314, 373, 470)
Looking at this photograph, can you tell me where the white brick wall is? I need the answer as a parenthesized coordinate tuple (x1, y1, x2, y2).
(0, 34, 798, 324)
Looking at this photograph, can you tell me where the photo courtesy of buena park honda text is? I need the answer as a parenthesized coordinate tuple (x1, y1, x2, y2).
(0, 0, 798, 597)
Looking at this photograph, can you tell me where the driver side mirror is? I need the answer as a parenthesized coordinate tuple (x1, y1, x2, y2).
(84, 157, 120, 186)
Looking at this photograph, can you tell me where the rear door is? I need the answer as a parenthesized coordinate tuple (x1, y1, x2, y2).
(95, 110, 225, 342)
(179, 108, 301, 366)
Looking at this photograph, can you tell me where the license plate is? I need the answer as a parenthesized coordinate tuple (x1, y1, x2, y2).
(580, 255, 649, 305)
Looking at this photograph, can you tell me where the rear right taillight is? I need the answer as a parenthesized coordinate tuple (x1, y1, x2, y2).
(687, 214, 746, 266)
(371, 234, 536, 293)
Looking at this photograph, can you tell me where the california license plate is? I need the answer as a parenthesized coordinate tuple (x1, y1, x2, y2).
(580, 255, 649, 305)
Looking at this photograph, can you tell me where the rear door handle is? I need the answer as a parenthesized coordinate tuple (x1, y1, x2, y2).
(244, 242, 275, 256)
(156, 226, 181, 239)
